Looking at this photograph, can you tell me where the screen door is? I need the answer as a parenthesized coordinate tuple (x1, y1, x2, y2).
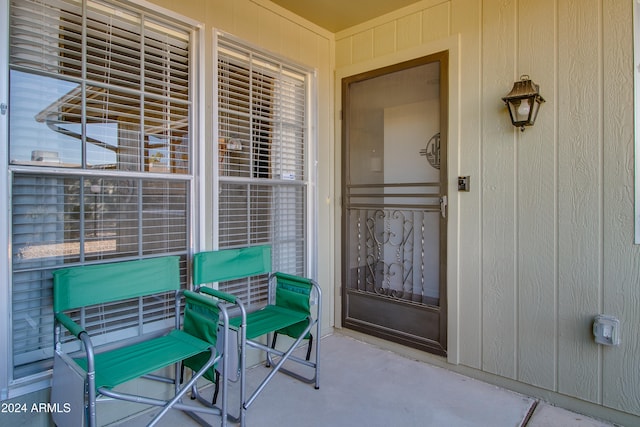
(341, 52, 448, 355)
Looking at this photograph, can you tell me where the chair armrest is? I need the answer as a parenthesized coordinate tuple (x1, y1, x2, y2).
(54, 312, 96, 378)
(196, 287, 238, 304)
(310, 279, 322, 312)
(183, 289, 229, 310)
(55, 312, 86, 339)
(270, 272, 322, 318)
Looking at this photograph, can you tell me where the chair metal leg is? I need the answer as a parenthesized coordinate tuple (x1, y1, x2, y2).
(212, 370, 220, 405)
(306, 334, 313, 361)
(244, 320, 317, 410)
(148, 348, 223, 427)
(270, 332, 312, 361)
(266, 332, 278, 367)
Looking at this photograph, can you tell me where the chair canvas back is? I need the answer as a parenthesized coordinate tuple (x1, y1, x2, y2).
(53, 256, 180, 312)
(192, 246, 271, 285)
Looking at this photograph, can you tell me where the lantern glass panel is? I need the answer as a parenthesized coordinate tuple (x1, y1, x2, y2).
(529, 99, 541, 125)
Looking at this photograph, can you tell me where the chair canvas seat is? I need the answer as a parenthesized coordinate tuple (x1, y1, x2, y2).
(73, 330, 213, 390)
(230, 305, 308, 340)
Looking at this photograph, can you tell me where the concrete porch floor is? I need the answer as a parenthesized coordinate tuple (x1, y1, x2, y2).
(114, 333, 616, 427)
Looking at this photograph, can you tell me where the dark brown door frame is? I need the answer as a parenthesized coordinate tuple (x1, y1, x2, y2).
(340, 51, 449, 356)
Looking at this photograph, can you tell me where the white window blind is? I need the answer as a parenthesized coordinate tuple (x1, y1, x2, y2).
(10, 0, 190, 172)
(217, 34, 309, 306)
(8, 0, 195, 384)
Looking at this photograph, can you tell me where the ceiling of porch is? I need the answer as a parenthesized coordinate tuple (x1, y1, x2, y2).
(269, 0, 424, 32)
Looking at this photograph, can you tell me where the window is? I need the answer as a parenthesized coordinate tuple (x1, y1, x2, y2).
(5, 0, 198, 394)
(216, 33, 313, 306)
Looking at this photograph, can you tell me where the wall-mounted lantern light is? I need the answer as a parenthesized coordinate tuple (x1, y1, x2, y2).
(502, 75, 545, 131)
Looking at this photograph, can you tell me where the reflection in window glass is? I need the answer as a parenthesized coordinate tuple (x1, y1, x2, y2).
(9, 71, 82, 166)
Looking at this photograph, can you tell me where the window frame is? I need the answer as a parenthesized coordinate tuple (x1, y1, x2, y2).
(1, 0, 10, 402)
(0, 0, 203, 399)
(212, 30, 318, 298)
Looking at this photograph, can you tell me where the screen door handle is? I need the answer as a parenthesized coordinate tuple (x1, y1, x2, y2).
(440, 195, 448, 218)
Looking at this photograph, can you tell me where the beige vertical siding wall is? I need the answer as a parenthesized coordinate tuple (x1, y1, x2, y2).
(335, 0, 640, 423)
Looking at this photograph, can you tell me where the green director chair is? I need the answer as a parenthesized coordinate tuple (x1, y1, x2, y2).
(192, 245, 322, 425)
(51, 256, 233, 427)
